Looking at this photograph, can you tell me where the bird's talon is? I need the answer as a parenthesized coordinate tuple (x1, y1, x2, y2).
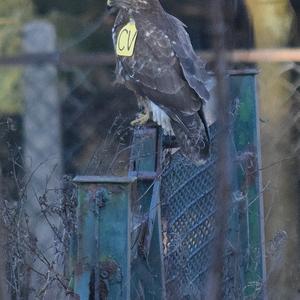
(130, 113, 150, 126)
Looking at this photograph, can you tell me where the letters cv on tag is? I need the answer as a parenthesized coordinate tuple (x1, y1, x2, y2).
(116, 21, 138, 57)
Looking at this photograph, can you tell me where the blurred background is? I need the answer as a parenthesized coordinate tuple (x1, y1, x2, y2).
(0, 0, 299, 299)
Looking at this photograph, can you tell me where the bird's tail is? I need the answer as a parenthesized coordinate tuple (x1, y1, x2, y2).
(171, 110, 210, 165)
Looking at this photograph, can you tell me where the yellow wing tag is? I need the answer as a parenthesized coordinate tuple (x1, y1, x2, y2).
(116, 21, 138, 57)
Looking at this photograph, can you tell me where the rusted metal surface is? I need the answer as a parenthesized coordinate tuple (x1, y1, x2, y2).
(72, 128, 166, 300)
(73, 176, 136, 300)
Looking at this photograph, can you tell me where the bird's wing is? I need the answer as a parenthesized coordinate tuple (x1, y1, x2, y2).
(118, 19, 184, 93)
(116, 17, 201, 113)
(166, 14, 210, 102)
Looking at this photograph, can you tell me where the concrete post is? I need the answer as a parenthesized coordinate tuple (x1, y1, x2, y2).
(22, 21, 63, 299)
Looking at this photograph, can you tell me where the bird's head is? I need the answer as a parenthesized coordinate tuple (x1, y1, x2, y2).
(107, 0, 155, 11)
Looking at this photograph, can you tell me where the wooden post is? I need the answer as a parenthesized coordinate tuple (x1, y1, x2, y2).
(22, 21, 63, 299)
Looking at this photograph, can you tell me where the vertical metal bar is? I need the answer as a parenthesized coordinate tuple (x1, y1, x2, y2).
(230, 72, 265, 299)
(75, 186, 97, 299)
(130, 127, 166, 300)
(144, 179, 160, 257)
(255, 76, 267, 298)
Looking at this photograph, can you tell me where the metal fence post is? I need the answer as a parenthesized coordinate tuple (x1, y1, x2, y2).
(22, 20, 63, 299)
(129, 127, 166, 300)
(230, 70, 266, 298)
(72, 176, 136, 300)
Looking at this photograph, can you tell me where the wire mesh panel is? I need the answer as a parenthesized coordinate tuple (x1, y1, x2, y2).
(161, 149, 217, 299)
(161, 124, 242, 300)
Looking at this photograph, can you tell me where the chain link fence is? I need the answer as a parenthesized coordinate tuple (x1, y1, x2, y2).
(0, 3, 299, 298)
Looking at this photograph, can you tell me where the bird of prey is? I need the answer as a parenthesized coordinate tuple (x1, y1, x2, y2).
(107, 0, 211, 164)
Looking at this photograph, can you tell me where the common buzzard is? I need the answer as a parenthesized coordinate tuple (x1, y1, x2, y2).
(108, 0, 211, 164)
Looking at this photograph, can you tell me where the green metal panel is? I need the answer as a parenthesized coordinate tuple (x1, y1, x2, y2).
(71, 128, 165, 300)
(230, 71, 266, 299)
(73, 176, 136, 300)
(129, 127, 157, 175)
(129, 128, 166, 300)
